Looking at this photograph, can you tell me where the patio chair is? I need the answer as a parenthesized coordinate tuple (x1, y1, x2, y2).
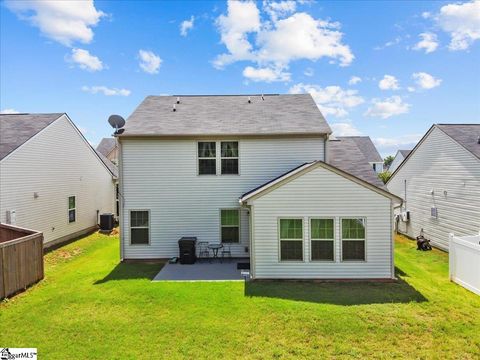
(197, 241, 210, 261)
(221, 243, 232, 260)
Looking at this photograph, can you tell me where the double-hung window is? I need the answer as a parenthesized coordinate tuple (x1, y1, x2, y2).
(310, 218, 334, 261)
(130, 210, 150, 245)
(279, 218, 303, 261)
(221, 141, 238, 175)
(198, 142, 216, 175)
(68, 196, 76, 223)
(341, 218, 366, 261)
(220, 209, 240, 243)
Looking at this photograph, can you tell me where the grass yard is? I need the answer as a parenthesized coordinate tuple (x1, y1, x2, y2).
(1, 233, 479, 359)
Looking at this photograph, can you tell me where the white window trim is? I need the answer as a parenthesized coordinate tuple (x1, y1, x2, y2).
(129, 209, 151, 246)
(197, 141, 217, 176)
(68, 195, 76, 224)
(219, 208, 241, 244)
(278, 217, 304, 262)
(309, 217, 335, 262)
(340, 217, 367, 262)
(220, 141, 239, 176)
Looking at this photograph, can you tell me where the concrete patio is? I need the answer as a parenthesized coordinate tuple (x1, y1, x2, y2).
(153, 259, 250, 281)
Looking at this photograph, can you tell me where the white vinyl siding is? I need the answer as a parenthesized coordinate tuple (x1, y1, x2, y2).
(120, 136, 325, 259)
(388, 127, 480, 251)
(0, 115, 115, 244)
(249, 165, 393, 279)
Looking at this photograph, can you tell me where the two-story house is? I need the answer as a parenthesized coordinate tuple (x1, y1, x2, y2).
(118, 94, 401, 279)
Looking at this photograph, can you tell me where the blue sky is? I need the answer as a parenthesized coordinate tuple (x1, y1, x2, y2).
(1, 0, 479, 156)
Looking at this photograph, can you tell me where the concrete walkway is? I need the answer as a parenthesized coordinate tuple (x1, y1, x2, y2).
(153, 259, 249, 281)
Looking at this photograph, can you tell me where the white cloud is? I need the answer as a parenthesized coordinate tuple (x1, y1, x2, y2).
(82, 86, 131, 96)
(412, 72, 442, 89)
(0, 108, 20, 114)
(303, 67, 314, 76)
(289, 83, 364, 118)
(365, 96, 410, 119)
(5, 0, 105, 46)
(407, 86, 416, 92)
(413, 32, 439, 53)
(421, 11, 432, 19)
(138, 50, 162, 74)
(437, 0, 480, 51)
(374, 36, 401, 50)
(263, 0, 297, 21)
(243, 66, 290, 82)
(180, 16, 195, 37)
(348, 76, 362, 85)
(330, 122, 362, 136)
(373, 134, 422, 153)
(378, 75, 400, 90)
(214, 0, 261, 68)
(68, 48, 104, 71)
(214, 1, 354, 81)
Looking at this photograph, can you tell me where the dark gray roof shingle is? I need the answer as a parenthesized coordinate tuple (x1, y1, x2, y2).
(436, 124, 480, 159)
(96, 138, 116, 156)
(337, 136, 383, 163)
(122, 94, 331, 136)
(328, 137, 385, 189)
(399, 149, 411, 157)
(0, 113, 63, 160)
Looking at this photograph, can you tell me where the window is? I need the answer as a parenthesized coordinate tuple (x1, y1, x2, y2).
(279, 218, 303, 261)
(130, 210, 149, 245)
(198, 142, 216, 175)
(341, 218, 366, 261)
(310, 218, 334, 261)
(221, 141, 239, 175)
(68, 196, 76, 223)
(221, 209, 239, 243)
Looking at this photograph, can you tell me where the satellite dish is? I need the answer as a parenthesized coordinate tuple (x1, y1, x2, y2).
(115, 128, 125, 135)
(108, 115, 125, 129)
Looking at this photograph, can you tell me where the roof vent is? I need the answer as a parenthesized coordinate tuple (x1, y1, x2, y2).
(173, 104, 177, 112)
(261, 94, 265, 101)
(248, 96, 251, 103)
(176, 97, 180, 104)
(477, 136, 480, 144)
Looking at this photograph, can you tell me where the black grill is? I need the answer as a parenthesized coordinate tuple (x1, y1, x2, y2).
(178, 237, 197, 264)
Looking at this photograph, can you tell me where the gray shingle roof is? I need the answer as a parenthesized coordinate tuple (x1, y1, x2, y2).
(95, 150, 118, 178)
(0, 113, 63, 160)
(436, 124, 480, 159)
(337, 136, 383, 163)
(122, 94, 331, 136)
(399, 149, 411, 157)
(96, 138, 116, 157)
(328, 137, 385, 189)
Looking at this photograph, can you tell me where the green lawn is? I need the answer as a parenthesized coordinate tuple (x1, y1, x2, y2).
(1, 233, 479, 359)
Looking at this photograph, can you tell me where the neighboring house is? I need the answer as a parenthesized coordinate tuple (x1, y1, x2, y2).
(389, 149, 411, 173)
(0, 113, 117, 246)
(387, 124, 480, 251)
(97, 137, 118, 164)
(118, 94, 401, 279)
(336, 136, 384, 174)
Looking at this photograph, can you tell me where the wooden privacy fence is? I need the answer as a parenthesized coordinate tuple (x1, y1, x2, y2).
(0, 223, 44, 299)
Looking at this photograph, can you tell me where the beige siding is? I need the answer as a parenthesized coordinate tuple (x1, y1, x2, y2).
(250, 165, 393, 279)
(0, 115, 115, 244)
(388, 127, 480, 250)
(120, 137, 325, 259)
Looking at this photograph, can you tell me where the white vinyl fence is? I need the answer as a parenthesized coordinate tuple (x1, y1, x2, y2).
(449, 232, 480, 295)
